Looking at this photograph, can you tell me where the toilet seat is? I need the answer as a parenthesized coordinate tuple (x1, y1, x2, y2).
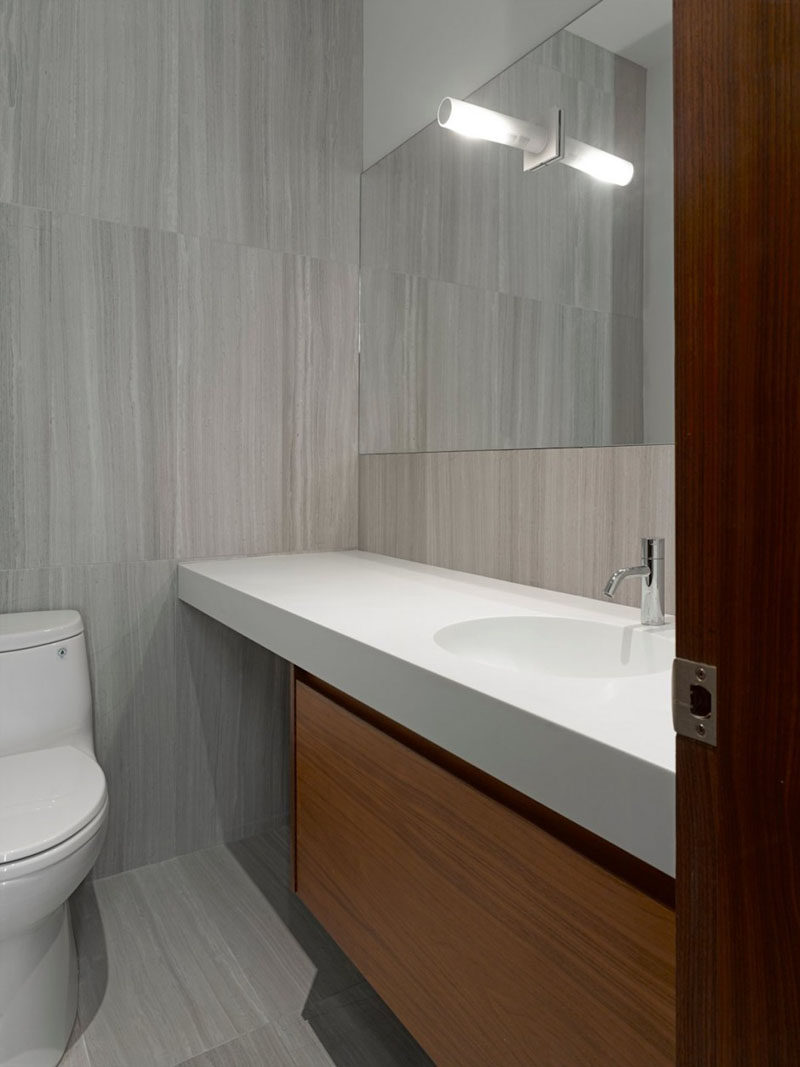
(0, 746, 107, 864)
(0, 799, 108, 884)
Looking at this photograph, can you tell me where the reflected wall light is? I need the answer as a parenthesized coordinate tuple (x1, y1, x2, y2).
(436, 98, 634, 187)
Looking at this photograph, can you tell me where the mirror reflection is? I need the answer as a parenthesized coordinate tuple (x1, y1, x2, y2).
(359, 0, 674, 453)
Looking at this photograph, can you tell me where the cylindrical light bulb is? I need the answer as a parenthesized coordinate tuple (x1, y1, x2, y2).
(561, 136, 634, 187)
(437, 98, 548, 154)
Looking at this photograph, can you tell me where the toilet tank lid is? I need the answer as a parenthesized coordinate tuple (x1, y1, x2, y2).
(0, 610, 84, 652)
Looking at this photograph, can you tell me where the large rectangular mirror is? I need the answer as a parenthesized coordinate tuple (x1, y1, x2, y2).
(360, 0, 674, 453)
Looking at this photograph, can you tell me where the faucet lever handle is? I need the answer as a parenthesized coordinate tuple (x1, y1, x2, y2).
(641, 536, 664, 561)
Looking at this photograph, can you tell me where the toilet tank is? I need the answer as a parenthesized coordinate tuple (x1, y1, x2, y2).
(0, 611, 95, 758)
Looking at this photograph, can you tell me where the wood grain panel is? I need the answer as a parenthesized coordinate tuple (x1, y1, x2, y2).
(297, 670, 675, 907)
(359, 445, 675, 611)
(295, 681, 675, 1067)
(674, 0, 800, 1060)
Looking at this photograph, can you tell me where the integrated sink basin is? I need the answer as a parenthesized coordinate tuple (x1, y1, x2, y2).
(433, 615, 675, 679)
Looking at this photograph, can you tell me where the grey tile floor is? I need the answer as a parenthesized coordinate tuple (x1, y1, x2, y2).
(60, 829, 433, 1067)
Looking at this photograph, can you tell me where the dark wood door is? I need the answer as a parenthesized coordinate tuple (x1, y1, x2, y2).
(674, 0, 800, 1061)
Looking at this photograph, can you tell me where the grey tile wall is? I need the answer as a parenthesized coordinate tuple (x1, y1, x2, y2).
(361, 35, 644, 311)
(0, 563, 289, 878)
(360, 268, 643, 453)
(0, 206, 178, 569)
(359, 446, 675, 614)
(173, 603, 290, 863)
(176, 239, 358, 559)
(0, 0, 361, 260)
(357, 28, 672, 616)
(0, 0, 361, 876)
(177, 0, 361, 262)
(359, 30, 646, 454)
(0, 562, 179, 876)
(0, 0, 179, 232)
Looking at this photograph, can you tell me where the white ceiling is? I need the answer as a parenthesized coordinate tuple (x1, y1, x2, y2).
(569, 0, 671, 64)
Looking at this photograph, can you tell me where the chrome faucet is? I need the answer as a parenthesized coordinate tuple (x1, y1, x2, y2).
(603, 537, 666, 626)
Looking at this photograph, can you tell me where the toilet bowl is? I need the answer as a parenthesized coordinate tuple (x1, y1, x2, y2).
(0, 612, 108, 1067)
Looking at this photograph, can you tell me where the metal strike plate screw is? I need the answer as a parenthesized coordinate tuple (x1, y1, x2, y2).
(695, 666, 706, 681)
(57, 647, 67, 658)
(696, 723, 706, 737)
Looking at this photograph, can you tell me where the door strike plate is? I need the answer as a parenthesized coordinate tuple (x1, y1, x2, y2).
(672, 658, 717, 747)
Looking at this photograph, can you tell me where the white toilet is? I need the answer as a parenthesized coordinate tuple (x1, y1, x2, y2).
(0, 611, 108, 1067)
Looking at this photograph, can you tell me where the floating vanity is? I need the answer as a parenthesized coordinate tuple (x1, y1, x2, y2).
(178, 551, 676, 1065)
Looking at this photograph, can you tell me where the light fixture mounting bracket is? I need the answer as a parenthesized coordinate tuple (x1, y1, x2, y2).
(522, 107, 564, 173)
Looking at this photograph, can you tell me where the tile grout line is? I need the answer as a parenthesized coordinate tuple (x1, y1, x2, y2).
(0, 196, 360, 273)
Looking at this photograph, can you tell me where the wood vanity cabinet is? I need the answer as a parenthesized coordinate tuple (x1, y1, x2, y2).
(292, 675, 676, 1067)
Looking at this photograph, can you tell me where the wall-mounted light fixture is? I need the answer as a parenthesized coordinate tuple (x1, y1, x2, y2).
(436, 98, 634, 187)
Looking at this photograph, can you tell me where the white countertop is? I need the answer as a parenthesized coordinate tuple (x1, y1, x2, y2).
(178, 551, 676, 876)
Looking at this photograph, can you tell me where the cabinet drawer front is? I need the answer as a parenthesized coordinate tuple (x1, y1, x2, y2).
(295, 681, 675, 1067)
